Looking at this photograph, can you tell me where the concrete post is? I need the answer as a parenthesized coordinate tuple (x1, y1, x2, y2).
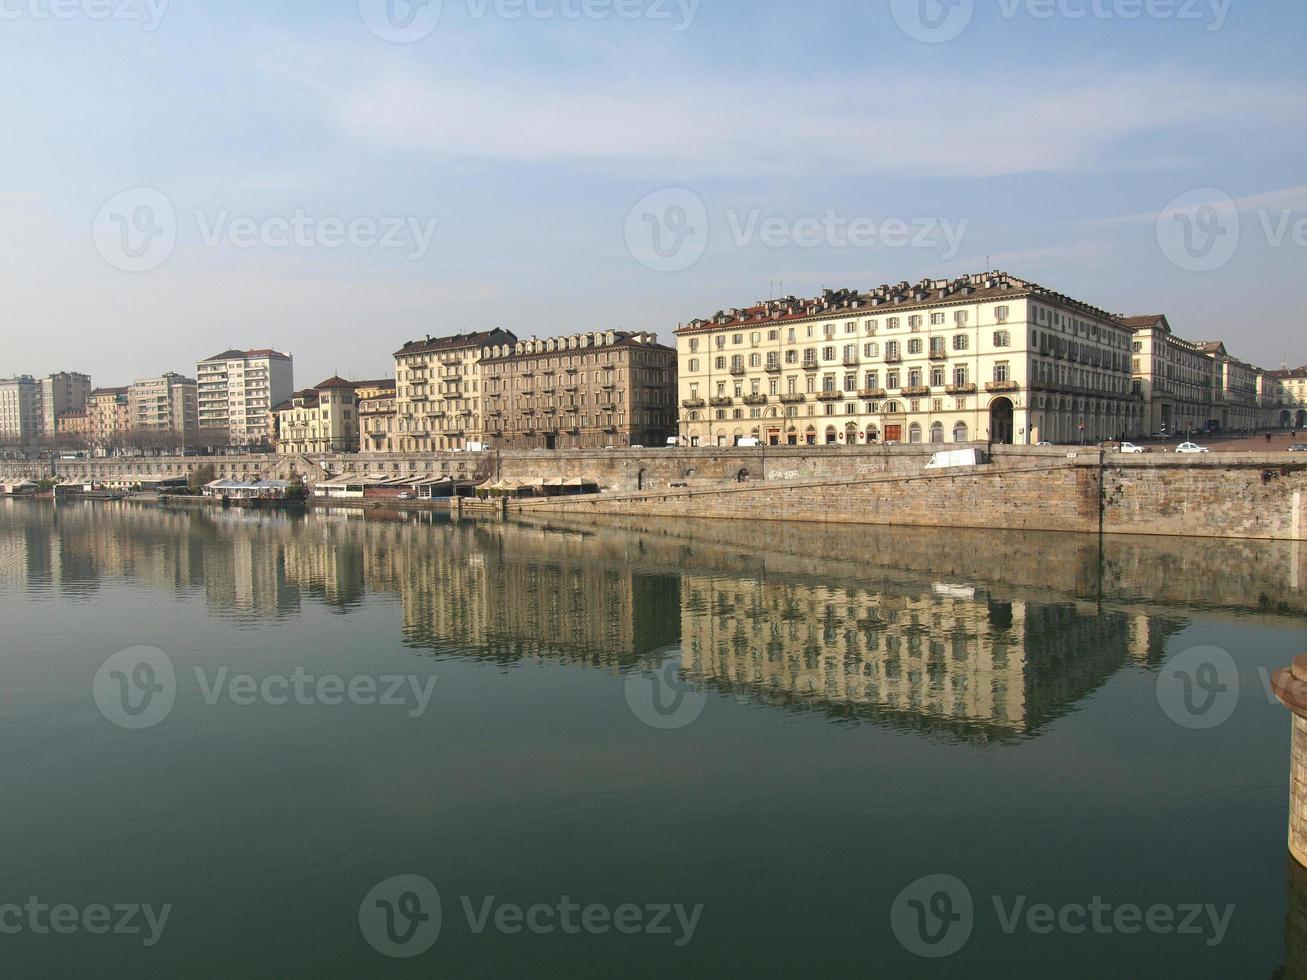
(1273, 655, 1307, 867)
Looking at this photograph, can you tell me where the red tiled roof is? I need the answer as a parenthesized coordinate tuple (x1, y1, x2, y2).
(314, 376, 356, 390)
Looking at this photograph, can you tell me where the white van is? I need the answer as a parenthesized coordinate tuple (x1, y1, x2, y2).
(737, 437, 762, 448)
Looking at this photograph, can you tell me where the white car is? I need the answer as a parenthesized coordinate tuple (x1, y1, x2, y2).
(1175, 442, 1210, 454)
(1119, 442, 1146, 454)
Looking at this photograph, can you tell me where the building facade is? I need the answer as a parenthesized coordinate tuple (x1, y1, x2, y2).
(128, 373, 198, 446)
(356, 380, 397, 454)
(87, 388, 131, 452)
(1123, 315, 1214, 436)
(479, 331, 677, 450)
(1268, 368, 1307, 429)
(40, 372, 92, 439)
(1196, 342, 1263, 432)
(273, 378, 360, 455)
(197, 349, 294, 448)
(0, 376, 42, 447)
(393, 330, 517, 452)
(675, 272, 1141, 448)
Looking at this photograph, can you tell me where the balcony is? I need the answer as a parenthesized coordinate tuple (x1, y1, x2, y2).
(743, 394, 769, 406)
(764, 363, 782, 374)
(857, 388, 887, 400)
(709, 397, 734, 408)
(946, 384, 977, 396)
(729, 366, 747, 376)
(901, 386, 931, 397)
(986, 381, 1021, 393)
(884, 353, 902, 364)
(843, 356, 860, 367)
(816, 391, 844, 402)
(682, 398, 707, 409)
(929, 348, 948, 360)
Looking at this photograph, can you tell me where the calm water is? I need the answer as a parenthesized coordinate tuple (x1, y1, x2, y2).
(2, 498, 1306, 978)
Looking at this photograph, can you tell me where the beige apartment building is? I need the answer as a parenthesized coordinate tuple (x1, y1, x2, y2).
(676, 272, 1141, 448)
(1267, 367, 1307, 429)
(393, 330, 517, 452)
(41, 372, 92, 439)
(197, 349, 294, 448)
(88, 387, 131, 451)
(0, 376, 42, 447)
(356, 380, 397, 453)
(479, 331, 678, 450)
(1123, 315, 1215, 436)
(128, 373, 198, 445)
(273, 378, 361, 456)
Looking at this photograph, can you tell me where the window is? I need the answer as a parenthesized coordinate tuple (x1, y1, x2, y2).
(953, 335, 969, 351)
(953, 366, 968, 385)
(908, 339, 923, 355)
(688, 359, 699, 372)
(886, 341, 900, 360)
(689, 339, 699, 352)
(995, 306, 1009, 323)
(822, 347, 835, 361)
(994, 330, 1010, 348)
(864, 371, 879, 390)
(908, 369, 922, 387)
(887, 371, 900, 389)
(886, 317, 899, 329)
(844, 373, 857, 390)
(994, 362, 1011, 383)
(955, 311, 969, 325)
(844, 344, 857, 362)
(865, 342, 880, 357)
(931, 312, 945, 325)
(909, 315, 923, 329)
(931, 367, 945, 386)
(715, 357, 726, 370)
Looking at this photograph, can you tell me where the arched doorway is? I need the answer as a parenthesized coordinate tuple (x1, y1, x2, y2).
(990, 398, 1015, 445)
(805, 426, 817, 446)
(1280, 410, 1291, 428)
(1298, 410, 1307, 428)
(930, 422, 945, 444)
(787, 426, 798, 446)
(865, 425, 880, 444)
(845, 422, 859, 444)
(953, 422, 968, 443)
(824, 426, 838, 445)
(737, 469, 750, 483)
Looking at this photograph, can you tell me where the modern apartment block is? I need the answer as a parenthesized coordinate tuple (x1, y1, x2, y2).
(128, 373, 198, 444)
(197, 349, 294, 448)
(393, 330, 517, 452)
(1123, 315, 1215, 436)
(0, 376, 42, 446)
(40, 372, 92, 439)
(479, 331, 678, 449)
(675, 272, 1141, 448)
(88, 387, 131, 450)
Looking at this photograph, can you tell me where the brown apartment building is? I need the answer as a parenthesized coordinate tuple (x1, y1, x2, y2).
(480, 331, 677, 449)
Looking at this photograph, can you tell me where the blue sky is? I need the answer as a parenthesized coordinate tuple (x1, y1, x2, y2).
(2, 0, 1305, 386)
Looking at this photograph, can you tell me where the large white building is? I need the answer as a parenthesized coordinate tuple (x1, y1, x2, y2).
(1122, 315, 1214, 436)
(675, 272, 1142, 448)
(197, 349, 294, 449)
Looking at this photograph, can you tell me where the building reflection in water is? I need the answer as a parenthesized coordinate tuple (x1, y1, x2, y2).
(4, 499, 1304, 743)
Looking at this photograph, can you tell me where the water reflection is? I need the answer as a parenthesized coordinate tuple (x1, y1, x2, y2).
(3, 498, 1304, 742)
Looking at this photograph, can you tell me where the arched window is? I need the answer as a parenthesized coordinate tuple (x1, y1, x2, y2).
(825, 426, 838, 445)
(909, 423, 923, 444)
(930, 422, 945, 443)
(953, 422, 969, 443)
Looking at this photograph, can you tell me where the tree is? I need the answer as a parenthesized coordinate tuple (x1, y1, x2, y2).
(188, 463, 217, 492)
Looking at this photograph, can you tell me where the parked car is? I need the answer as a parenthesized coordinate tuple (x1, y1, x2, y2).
(1289, 444, 1307, 453)
(1036, 441, 1053, 447)
(1175, 442, 1210, 454)
(1118, 442, 1147, 454)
